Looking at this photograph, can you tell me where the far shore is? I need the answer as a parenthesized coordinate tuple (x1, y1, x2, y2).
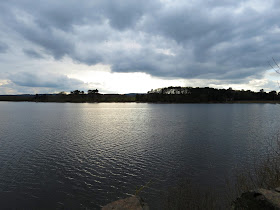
(1, 98, 280, 104)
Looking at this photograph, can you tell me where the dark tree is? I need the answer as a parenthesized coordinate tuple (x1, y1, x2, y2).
(88, 89, 99, 94)
(268, 90, 277, 100)
(71, 90, 82, 95)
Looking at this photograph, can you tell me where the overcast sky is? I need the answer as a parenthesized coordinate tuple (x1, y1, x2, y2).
(1, 0, 280, 94)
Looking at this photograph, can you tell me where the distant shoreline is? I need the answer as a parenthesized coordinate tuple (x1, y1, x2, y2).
(1, 98, 280, 104)
(2, 86, 280, 103)
(1, 90, 280, 104)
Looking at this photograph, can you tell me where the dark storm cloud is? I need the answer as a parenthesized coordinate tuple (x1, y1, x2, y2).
(102, 0, 159, 30)
(16, 24, 74, 59)
(1, 0, 280, 81)
(10, 72, 84, 89)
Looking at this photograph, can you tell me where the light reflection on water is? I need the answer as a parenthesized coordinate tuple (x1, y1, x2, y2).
(0, 102, 280, 209)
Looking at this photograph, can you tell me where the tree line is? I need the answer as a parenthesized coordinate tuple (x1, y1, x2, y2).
(136, 86, 280, 103)
(1, 86, 280, 103)
(69, 89, 99, 95)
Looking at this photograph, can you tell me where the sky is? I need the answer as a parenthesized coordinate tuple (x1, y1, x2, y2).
(1, 0, 280, 94)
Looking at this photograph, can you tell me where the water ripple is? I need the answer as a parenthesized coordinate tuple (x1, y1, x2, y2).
(1, 103, 280, 209)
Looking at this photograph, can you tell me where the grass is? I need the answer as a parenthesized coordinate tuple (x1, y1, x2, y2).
(161, 133, 280, 209)
(162, 179, 218, 210)
(135, 179, 153, 196)
(232, 134, 280, 195)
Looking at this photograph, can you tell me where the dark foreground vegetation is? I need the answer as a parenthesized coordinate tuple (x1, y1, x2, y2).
(161, 133, 280, 209)
(1, 86, 280, 103)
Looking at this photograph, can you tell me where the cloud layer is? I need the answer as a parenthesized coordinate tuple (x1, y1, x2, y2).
(1, 0, 280, 93)
(9, 72, 84, 88)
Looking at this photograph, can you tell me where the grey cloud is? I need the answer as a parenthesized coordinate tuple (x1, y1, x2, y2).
(4, 0, 157, 31)
(1, 0, 280, 82)
(103, 0, 159, 30)
(10, 72, 85, 89)
(1, 0, 158, 61)
(23, 49, 44, 59)
(1, 80, 86, 94)
(0, 42, 8, 53)
(17, 24, 74, 59)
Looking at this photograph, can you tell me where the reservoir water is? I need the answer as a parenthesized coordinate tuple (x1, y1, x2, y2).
(0, 102, 280, 209)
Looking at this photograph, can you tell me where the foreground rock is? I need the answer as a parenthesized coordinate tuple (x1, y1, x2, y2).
(102, 196, 149, 210)
(233, 187, 280, 209)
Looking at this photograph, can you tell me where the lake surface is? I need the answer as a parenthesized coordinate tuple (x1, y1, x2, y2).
(1, 102, 280, 209)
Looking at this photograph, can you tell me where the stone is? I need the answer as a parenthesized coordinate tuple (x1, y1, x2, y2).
(275, 187, 280, 193)
(233, 187, 280, 209)
(102, 196, 149, 210)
